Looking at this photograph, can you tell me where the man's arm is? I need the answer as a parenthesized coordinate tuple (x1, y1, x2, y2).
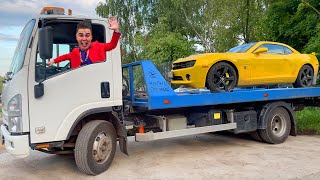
(103, 32, 121, 51)
(48, 53, 72, 66)
(103, 16, 121, 51)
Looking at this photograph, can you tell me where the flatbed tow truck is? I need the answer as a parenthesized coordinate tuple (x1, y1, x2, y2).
(1, 7, 320, 175)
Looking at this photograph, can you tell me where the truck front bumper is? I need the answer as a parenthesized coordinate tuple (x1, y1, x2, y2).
(1, 124, 30, 158)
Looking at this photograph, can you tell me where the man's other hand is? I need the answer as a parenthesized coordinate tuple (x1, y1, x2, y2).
(109, 16, 119, 32)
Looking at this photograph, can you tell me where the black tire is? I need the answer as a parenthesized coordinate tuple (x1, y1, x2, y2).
(75, 120, 117, 175)
(249, 130, 263, 142)
(258, 107, 291, 144)
(206, 62, 238, 92)
(293, 65, 314, 88)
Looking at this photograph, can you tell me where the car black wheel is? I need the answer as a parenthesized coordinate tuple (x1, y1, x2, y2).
(206, 62, 237, 92)
(75, 120, 117, 175)
(293, 65, 314, 88)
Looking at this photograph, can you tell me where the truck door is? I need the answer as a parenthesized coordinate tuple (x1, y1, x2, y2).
(27, 19, 122, 143)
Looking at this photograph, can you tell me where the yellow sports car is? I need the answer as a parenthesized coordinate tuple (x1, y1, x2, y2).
(171, 41, 319, 92)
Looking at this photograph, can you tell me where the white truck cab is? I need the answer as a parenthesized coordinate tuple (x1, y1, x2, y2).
(1, 7, 125, 174)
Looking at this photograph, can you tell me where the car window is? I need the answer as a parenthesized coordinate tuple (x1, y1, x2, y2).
(227, 42, 257, 53)
(283, 46, 293, 54)
(258, 44, 284, 54)
(9, 19, 36, 74)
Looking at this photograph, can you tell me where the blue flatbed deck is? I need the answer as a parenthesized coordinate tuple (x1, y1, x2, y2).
(123, 60, 320, 110)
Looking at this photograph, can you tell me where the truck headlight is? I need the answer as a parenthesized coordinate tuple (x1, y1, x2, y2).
(7, 94, 23, 133)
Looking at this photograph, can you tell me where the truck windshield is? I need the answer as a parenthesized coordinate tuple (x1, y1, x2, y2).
(9, 19, 36, 74)
(227, 42, 257, 53)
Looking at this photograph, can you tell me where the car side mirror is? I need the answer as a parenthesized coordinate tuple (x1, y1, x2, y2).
(253, 47, 268, 54)
(39, 26, 53, 59)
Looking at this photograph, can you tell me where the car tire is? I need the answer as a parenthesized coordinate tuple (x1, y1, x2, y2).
(258, 107, 291, 144)
(206, 62, 238, 92)
(75, 120, 117, 175)
(293, 65, 314, 88)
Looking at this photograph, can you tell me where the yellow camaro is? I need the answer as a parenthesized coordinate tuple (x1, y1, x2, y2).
(171, 41, 319, 92)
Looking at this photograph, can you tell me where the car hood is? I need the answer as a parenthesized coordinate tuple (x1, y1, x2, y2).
(173, 53, 233, 63)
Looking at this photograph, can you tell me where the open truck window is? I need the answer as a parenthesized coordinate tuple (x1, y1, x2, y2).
(35, 21, 106, 82)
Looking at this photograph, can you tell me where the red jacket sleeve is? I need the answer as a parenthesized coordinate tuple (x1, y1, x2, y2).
(53, 53, 72, 63)
(103, 32, 121, 51)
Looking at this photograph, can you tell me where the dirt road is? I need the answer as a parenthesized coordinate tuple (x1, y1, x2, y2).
(0, 134, 319, 180)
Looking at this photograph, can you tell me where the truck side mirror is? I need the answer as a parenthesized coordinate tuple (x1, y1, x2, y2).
(4, 72, 13, 82)
(39, 26, 53, 59)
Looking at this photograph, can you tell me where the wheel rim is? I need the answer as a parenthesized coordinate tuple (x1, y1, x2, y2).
(271, 114, 287, 137)
(212, 66, 235, 91)
(92, 131, 112, 164)
(300, 67, 313, 87)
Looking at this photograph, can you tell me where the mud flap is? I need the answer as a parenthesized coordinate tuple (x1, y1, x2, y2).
(119, 136, 128, 155)
(111, 112, 129, 155)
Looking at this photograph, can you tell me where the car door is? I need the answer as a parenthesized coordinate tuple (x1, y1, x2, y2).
(250, 44, 291, 84)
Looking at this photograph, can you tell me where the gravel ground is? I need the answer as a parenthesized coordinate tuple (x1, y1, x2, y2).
(0, 133, 319, 180)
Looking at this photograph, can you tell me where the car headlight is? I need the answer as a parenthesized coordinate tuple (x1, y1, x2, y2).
(185, 60, 196, 68)
(173, 60, 196, 70)
(7, 94, 23, 133)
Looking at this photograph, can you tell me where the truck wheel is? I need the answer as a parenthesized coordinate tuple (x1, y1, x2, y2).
(75, 120, 117, 175)
(249, 130, 263, 142)
(206, 62, 237, 92)
(259, 107, 291, 144)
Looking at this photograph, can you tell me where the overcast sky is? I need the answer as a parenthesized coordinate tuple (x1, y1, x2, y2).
(0, 0, 104, 75)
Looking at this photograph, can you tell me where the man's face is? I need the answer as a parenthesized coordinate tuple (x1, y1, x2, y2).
(76, 28, 93, 51)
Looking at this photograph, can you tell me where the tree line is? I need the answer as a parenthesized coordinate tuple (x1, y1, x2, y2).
(0, 76, 3, 94)
(96, 0, 319, 64)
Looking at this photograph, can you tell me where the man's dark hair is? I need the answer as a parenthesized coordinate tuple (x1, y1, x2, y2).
(76, 20, 92, 32)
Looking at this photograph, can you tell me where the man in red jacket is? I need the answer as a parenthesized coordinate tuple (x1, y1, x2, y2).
(48, 17, 121, 69)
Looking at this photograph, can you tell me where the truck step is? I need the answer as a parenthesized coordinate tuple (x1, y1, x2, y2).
(135, 123, 237, 141)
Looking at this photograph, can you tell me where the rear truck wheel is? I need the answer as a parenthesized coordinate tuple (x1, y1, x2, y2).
(206, 62, 238, 92)
(259, 107, 291, 144)
(249, 130, 263, 142)
(75, 120, 117, 175)
(293, 65, 314, 88)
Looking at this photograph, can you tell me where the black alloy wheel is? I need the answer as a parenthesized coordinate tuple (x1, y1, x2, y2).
(206, 62, 238, 92)
(293, 65, 314, 88)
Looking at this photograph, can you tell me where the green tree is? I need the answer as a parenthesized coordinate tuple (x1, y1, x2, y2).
(96, 0, 157, 63)
(263, 0, 320, 54)
(96, 0, 269, 59)
(167, 0, 269, 52)
(139, 17, 195, 63)
(0, 76, 3, 94)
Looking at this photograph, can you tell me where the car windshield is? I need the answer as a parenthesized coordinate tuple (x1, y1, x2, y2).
(227, 42, 257, 53)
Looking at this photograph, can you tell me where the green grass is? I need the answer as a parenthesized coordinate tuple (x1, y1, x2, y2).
(296, 107, 320, 135)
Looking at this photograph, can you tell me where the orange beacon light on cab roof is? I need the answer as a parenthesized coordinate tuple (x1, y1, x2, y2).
(40, 7, 72, 15)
